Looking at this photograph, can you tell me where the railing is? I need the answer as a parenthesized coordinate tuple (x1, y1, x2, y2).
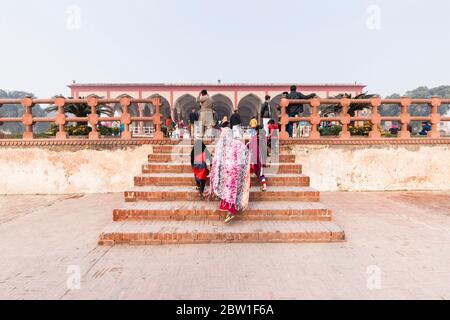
(1, 95, 450, 141)
(131, 126, 155, 136)
(0, 96, 164, 139)
(279, 97, 450, 139)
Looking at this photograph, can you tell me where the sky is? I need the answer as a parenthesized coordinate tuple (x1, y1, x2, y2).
(0, 0, 449, 98)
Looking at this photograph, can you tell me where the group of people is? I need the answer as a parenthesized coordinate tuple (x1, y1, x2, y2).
(190, 124, 268, 224)
(186, 86, 317, 224)
(180, 85, 317, 139)
(388, 122, 432, 136)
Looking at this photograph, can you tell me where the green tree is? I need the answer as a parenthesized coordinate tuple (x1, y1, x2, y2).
(320, 93, 378, 117)
(379, 93, 401, 116)
(381, 86, 450, 133)
(404, 86, 450, 116)
(45, 95, 113, 121)
(0, 90, 49, 134)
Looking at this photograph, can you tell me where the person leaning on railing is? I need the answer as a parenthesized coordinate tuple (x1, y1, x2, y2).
(286, 85, 317, 137)
(261, 95, 273, 133)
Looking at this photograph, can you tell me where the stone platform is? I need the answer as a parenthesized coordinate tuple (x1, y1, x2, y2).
(1, 192, 449, 299)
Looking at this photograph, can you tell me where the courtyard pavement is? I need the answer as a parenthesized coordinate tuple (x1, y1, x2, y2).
(0, 191, 449, 300)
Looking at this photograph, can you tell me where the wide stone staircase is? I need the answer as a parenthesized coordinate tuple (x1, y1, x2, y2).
(98, 142, 345, 245)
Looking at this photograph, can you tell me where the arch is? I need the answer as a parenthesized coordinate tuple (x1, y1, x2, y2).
(238, 94, 262, 126)
(143, 105, 152, 117)
(113, 94, 139, 116)
(212, 94, 233, 123)
(113, 94, 140, 129)
(141, 104, 153, 128)
(144, 94, 171, 122)
(174, 94, 198, 123)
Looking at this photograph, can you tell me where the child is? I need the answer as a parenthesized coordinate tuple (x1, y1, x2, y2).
(267, 119, 279, 157)
(249, 117, 258, 136)
(249, 126, 268, 192)
(190, 140, 212, 198)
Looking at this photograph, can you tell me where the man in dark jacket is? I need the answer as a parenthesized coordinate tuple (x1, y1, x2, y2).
(261, 95, 272, 118)
(230, 110, 242, 128)
(188, 108, 199, 138)
(260, 95, 272, 134)
(286, 85, 316, 137)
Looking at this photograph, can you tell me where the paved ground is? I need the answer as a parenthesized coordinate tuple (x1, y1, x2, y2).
(0, 192, 449, 300)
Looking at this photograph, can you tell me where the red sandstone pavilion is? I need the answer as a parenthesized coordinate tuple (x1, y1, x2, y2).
(68, 82, 366, 125)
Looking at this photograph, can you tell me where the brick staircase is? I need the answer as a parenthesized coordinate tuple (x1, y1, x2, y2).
(98, 142, 345, 245)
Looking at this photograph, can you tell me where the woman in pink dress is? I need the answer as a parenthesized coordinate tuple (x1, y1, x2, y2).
(209, 127, 251, 223)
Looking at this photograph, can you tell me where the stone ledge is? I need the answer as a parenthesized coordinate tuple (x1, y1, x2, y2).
(0, 139, 180, 147)
(282, 138, 450, 145)
(1, 137, 450, 147)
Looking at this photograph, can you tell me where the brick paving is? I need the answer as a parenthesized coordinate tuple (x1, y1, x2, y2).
(0, 191, 449, 299)
(0, 194, 79, 224)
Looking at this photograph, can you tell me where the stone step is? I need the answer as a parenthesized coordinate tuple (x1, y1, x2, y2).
(113, 201, 332, 222)
(142, 163, 302, 174)
(98, 220, 345, 245)
(148, 153, 296, 163)
(153, 145, 290, 154)
(134, 173, 310, 187)
(124, 186, 320, 202)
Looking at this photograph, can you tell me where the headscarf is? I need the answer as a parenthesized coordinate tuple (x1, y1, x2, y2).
(210, 128, 251, 211)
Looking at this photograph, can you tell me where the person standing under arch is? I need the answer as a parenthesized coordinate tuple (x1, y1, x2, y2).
(261, 95, 272, 134)
(188, 108, 199, 138)
(230, 110, 242, 129)
(197, 90, 215, 137)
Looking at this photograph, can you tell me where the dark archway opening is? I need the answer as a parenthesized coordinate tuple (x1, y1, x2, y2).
(238, 94, 261, 126)
(175, 94, 199, 124)
(144, 94, 172, 122)
(212, 94, 233, 124)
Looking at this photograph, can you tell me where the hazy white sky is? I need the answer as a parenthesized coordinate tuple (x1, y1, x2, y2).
(0, 0, 449, 98)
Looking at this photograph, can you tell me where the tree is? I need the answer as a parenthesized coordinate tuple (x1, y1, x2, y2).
(320, 93, 378, 117)
(0, 90, 49, 134)
(379, 93, 401, 116)
(45, 95, 113, 125)
(403, 86, 450, 116)
(380, 86, 450, 132)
